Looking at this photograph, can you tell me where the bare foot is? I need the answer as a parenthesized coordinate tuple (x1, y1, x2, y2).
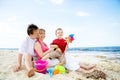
(76, 67, 96, 74)
(14, 66, 21, 72)
(27, 68, 35, 77)
(87, 64, 96, 70)
(85, 68, 96, 73)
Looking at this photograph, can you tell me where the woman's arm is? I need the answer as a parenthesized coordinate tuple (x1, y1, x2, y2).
(42, 48, 54, 56)
(34, 42, 55, 57)
(34, 42, 44, 58)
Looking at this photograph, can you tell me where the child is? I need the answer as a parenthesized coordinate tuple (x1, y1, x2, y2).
(14, 24, 39, 77)
(42, 28, 68, 65)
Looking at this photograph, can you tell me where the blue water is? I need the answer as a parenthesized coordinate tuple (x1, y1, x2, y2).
(66, 46, 120, 63)
(67, 46, 120, 52)
(0, 46, 120, 52)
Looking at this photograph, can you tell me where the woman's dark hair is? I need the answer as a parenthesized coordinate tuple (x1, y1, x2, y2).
(27, 24, 39, 35)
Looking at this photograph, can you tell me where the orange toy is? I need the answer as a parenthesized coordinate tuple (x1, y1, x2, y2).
(53, 69, 60, 75)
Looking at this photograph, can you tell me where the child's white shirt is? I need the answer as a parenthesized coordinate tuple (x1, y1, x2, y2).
(18, 36, 36, 56)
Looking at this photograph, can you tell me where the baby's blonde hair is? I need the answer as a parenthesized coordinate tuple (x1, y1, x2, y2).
(55, 28, 63, 34)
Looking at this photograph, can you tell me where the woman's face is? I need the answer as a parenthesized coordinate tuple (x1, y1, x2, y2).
(39, 31, 45, 41)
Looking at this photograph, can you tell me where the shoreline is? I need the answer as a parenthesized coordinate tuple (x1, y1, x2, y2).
(0, 50, 120, 80)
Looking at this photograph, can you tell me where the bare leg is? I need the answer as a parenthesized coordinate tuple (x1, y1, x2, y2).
(80, 63, 96, 70)
(76, 63, 96, 73)
(24, 53, 35, 77)
(76, 67, 95, 73)
(87, 64, 96, 70)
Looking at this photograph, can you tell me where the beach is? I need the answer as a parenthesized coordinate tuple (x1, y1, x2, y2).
(0, 50, 120, 80)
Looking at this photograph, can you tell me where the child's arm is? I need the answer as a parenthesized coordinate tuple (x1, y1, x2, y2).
(50, 44, 58, 48)
(65, 44, 68, 50)
(14, 53, 23, 72)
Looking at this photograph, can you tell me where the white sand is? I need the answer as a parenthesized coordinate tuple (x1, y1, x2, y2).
(0, 50, 120, 80)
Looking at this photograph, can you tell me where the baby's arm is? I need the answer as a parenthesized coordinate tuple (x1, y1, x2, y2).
(50, 44, 58, 48)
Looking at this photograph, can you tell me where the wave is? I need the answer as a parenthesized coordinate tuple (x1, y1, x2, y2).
(67, 46, 120, 52)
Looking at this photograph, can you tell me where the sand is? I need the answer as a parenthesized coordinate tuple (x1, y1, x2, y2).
(0, 50, 120, 80)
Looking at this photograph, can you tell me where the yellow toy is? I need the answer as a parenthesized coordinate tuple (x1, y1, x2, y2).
(54, 65, 66, 74)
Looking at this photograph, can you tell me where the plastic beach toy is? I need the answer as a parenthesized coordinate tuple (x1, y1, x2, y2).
(53, 69, 60, 75)
(65, 34, 74, 44)
(35, 60, 48, 74)
(47, 68, 54, 77)
(47, 65, 66, 77)
(54, 65, 66, 74)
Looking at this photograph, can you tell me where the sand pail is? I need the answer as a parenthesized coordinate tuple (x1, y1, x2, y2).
(35, 60, 48, 74)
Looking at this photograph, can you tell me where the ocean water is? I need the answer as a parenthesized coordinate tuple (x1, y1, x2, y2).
(66, 46, 120, 63)
(0, 46, 120, 52)
(0, 48, 18, 51)
(67, 46, 120, 52)
(0, 46, 120, 63)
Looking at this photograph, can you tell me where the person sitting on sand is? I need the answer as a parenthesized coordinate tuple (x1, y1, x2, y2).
(34, 28, 52, 60)
(14, 24, 39, 77)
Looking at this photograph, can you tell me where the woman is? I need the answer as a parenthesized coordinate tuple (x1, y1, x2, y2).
(34, 28, 60, 67)
(34, 28, 50, 60)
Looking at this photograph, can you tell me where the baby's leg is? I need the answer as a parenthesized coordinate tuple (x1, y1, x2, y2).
(58, 55, 65, 65)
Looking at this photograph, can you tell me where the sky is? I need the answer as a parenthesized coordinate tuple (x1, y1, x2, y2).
(0, 0, 120, 48)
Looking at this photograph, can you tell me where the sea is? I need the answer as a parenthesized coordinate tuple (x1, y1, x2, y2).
(0, 46, 120, 63)
(0, 46, 120, 52)
(67, 46, 120, 64)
